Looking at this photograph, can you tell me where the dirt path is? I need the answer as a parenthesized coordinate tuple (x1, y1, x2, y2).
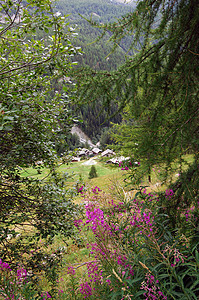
(81, 158, 97, 166)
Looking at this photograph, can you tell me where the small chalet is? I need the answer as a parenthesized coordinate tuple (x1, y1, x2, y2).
(77, 148, 91, 157)
(92, 148, 102, 155)
(71, 157, 81, 162)
(106, 156, 130, 164)
(101, 149, 116, 157)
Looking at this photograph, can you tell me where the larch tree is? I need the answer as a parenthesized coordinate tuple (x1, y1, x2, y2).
(73, 0, 199, 209)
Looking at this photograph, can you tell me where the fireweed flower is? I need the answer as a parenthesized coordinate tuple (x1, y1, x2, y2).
(85, 204, 113, 238)
(0, 259, 12, 271)
(74, 219, 83, 231)
(141, 273, 167, 300)
(163, 245, 185, 267)
(165, 189, 174, 199)
(78, 188, 164, 297)
(87, 261, 103, 283)
(83, 200, 135, 284)
(17, 268, 27, 280)
(67, 266, 76, 275)
(78, 185, 84, 194)
(41, 291, 51, 299)
(92, 186, 102, 194)
(79, 281, 93, 298)
(143, 188, 147, 194)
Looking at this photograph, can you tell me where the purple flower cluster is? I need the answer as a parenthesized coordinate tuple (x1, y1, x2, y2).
(73, 186, 194, 299)
(128, 203, 155, 238)
(81, 199, 135, 286)
(165, 189, 174, 199)
(144, 192, 158, 202)
(74, 218, 83, 231)
(79, 281, 93, 298)
(141, 273, 167, 300)
(77, 190, 161, 296)
(92, 186, 102, 194)
(41, 291, 51, 299)
(67, 266, 76, 275)
(0, 260, 31, 299)
(85, 204, 112, 238)
(78, 185, 84, 194)
(17, 268, 27, 282)
(163, 245, 185, 267)
(183, 204, 199, 223)
(87, 261, 103, 283)
(0, 259, 12, 271)
(121, 166, 129, 170)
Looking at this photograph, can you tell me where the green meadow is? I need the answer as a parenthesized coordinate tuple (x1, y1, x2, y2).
(20, 158, 122, 190)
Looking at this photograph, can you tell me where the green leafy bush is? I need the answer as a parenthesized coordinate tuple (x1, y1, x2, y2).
(0, 0, 81, 295)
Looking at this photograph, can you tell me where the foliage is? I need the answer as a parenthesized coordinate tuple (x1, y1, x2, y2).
(1, 0, 199, 298)
(53, 0, 132, 141)
(74, 102, 122, 143)
(88, 165, 98, 179)
(99, 127, 115, 150)
(73, 0, 199, 186)
(1, 178, 199, 299)
(0, 0, 81, 294)
(0, 259, 37, 299)
(70, 187, 199, 299)
(54, 0, 135, 72)
(65, 2, 199, 296)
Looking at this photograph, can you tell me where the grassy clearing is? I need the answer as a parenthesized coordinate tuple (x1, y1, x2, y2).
(20, 158, 120, 183)
(20, 154, 194, 198)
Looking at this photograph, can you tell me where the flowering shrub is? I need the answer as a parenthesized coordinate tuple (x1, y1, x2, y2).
(71, 186, 199, 299)
(41, 291, 52, 299)
(0, 260, 62, 299)
(119, 159, 140, 171)
(2, 183, 198, 299)
(140, 273, 167, 300)
(0, 259, 36, 299)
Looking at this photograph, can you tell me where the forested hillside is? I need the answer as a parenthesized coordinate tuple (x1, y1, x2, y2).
(55, 0, 134, 70)
(52, 0, 135, 143)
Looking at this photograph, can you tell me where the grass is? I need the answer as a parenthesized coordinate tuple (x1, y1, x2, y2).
(21, 158, 119, 180)
(20, 157, 124, 194)
(3, 154, 195, 297)
(20, 154, 194, 194)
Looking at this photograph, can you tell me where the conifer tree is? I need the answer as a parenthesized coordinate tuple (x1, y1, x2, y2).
(74, 0, 199, 202)
(89, 165, 98, 179)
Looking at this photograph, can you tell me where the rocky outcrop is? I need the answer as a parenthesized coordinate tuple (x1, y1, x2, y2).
(71, 125, 95, 148)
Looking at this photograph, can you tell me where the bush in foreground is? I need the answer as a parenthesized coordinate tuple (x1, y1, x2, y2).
(70, 187, 199, 299)
(1, 185, 198, 299)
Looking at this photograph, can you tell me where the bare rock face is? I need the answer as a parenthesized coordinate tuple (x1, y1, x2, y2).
(110, 0, 137, 6)
(71, 125, 95, 148)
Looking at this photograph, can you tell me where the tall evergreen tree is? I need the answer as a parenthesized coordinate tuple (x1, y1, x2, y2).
(74, 0, 199, 198)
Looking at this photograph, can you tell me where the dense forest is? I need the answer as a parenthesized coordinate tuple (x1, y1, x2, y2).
(52, 0, 136, 144)
(54, 0, 135, 70)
